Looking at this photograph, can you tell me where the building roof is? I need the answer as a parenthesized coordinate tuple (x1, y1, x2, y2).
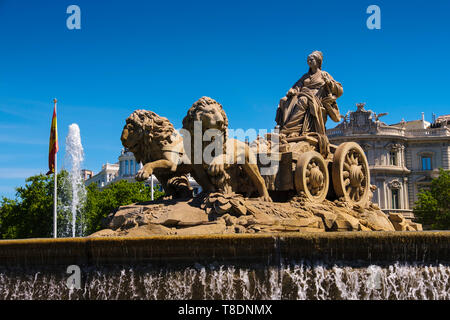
(436, 114, 450, 123)
(390, 119, 430, 130)
(327, 104, 450, 139)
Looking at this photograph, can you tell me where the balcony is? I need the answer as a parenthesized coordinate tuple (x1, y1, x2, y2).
(328, 125, 450, 138)
(405, 127, 450, 137)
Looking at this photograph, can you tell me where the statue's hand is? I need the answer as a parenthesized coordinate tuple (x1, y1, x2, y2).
(287, 88, 298, 97)
(136, 164, 153, 181)
(322, 95, 335, 105)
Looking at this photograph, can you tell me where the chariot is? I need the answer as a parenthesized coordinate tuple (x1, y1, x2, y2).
(256, 134, 371, 207)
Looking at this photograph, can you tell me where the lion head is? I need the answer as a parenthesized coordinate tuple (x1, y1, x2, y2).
(181, 97, 229, 164)
(182, 96, 228, 136)
(121, 110, 181, 164)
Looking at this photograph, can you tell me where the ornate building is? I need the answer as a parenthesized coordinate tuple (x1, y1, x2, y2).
(84, 148, 139, 188)
(327, 103, 450, 219)
(84, 148, 202, 195)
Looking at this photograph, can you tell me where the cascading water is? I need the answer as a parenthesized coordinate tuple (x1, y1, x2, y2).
(0, 262, 449, 300)
(0, 233, 449, 300)
(61, 124, 87, 237)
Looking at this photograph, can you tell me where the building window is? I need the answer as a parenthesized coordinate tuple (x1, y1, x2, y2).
(125, 160, 129, 176)
(391, 189, 399, 209)
(389, 151, 397, 166)
(422, 156, 432, 171)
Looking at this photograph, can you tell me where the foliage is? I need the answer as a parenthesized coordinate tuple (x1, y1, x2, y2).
(413, 169, 450, 230)
(0, 171, 68, 239)
(83, 179, 164, 235)
(0, 173, 163, 239)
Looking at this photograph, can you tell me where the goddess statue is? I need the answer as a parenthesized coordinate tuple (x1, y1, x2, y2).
(275, 51, 343, 138)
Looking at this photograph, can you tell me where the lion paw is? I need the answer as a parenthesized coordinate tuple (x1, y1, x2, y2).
(136, 167, 152, 181)
(259, 195, 273, 202)
(208, 163, 225, 176)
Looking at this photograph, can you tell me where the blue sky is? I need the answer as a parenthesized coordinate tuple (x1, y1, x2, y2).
(1, 0, 449, 199)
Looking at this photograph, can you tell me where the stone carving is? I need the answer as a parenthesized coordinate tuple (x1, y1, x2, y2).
(182, 97, 272, 202)
(371, 111, 388, 123)
(275, 51, 343, 138)
(120, 110, 192, 198)
(90, 195, 403, 237)
(121, 97, 272, 202)
(90, 50, 424, 238)
(389, 212, 422, 231)
(388, 179, 402, 190)
(385, 143, 403, 151)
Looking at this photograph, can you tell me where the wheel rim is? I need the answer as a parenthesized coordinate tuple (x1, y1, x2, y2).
(344, 150, 366, 201)
(332, 142, 370, 206)
(295, 151, 329, 202)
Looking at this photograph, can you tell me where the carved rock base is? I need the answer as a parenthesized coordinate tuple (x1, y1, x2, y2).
(88, 194, 422, 237)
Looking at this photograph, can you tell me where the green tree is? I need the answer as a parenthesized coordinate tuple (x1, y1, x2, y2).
(414, 169, 450, 230)
(0, 171, 69, 239)
(0, 173, 164, 239)
(83, 180, 164, 235)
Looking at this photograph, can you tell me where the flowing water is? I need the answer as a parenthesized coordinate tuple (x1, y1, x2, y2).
(0, 262, 449, 300)
(61, 123, 87, 237)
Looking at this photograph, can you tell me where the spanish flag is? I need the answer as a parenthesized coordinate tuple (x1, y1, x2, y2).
(47, 99, 59, 175)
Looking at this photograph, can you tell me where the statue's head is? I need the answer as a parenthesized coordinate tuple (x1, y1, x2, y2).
(307, 50, 323, 70)
(121, 110, 177, 163)
(181, 97, 229, 163)
(182, 96, 228, 135)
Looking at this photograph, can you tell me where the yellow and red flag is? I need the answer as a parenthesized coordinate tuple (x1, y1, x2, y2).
(46, 99, 59, 175)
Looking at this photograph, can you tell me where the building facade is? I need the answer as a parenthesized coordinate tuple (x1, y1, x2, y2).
(84, 148, 202, 195)
(327, 103, 450, 219)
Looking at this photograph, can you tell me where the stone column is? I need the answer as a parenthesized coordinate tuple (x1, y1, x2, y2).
(383, 181, 388, 209)
(442, 143, 450, 170)
(403, 177, 409, 210)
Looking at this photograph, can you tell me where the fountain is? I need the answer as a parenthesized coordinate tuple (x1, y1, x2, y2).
(62, 123, 87, 238)
(0, 51, 448, 300)
(0, 232, 449, 299)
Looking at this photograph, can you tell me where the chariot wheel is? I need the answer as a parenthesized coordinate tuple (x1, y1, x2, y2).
(295, 151, 329, 203)
(332, 142, 370, 206)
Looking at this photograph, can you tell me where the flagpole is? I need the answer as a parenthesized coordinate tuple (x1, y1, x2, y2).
(151, 174, 154, 201)
(53, 98, 58, 238)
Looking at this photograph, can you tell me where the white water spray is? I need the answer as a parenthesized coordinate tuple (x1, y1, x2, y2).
(0, 263, 449, 299)
(64, 124, 86, 237)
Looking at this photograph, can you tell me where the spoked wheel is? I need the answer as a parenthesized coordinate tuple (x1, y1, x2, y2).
(332, 142, 370, 206)
(295, 151, 329, 203)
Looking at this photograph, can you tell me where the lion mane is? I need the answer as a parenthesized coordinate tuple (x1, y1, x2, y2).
(182, 96, 228, 139)
(121, 109, 191, 199)
(122, 110, 180, 164)
(180, 97, 271, 201)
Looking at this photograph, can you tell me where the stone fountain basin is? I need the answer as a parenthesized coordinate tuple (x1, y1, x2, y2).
(1, 231, 449, 267)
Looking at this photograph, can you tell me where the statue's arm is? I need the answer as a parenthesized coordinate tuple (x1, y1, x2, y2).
(323, 72, 343, 98)
(321, 72, 342, 122)
(325, 103, 341, 122)
(289, 74, 306, 94)
(136, 159, 175, 181)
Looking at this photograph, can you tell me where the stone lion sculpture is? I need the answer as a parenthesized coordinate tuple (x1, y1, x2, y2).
(182, 97, 272, 202)
(120, 110, 192, 198)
